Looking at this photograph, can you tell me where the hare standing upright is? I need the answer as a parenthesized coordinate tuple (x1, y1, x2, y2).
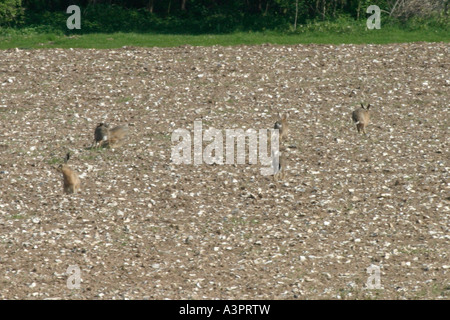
(57, 153, 81, 194)
(274, 113, 289, 142)
(352, 103, 371, 134)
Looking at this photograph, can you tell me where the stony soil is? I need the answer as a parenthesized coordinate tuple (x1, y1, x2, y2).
(0, 42, 448, 300)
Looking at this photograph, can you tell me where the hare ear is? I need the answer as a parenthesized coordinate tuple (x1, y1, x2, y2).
(360, 103, 365, 109)
(367, 104, 371, 110)
(64, 152, 70, 163)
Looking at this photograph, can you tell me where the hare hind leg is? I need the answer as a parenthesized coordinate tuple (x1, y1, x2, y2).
(356, 123, 362, 133)
(64, 184, 75, 194)
(359, 123, 367, 135)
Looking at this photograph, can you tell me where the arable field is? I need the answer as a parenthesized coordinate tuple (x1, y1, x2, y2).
(0, 42, 448, 299)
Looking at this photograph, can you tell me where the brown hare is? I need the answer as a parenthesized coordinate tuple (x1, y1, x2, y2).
(352, 103, 371, 134)
(274, 112, 289, 142)
(92, 122, 109, 148)
(57, 153, 81, 194)
(104, 125, 129, 148)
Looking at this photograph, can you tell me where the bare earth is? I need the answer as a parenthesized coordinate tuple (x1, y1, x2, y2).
(0, 42, 448, 300)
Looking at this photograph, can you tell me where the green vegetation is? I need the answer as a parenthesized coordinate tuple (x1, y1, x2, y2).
(0, 1, 448, 48)
(0, 0, 24, 26)
(1, 26, 448, 49)
(47, 156, 64, 165)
